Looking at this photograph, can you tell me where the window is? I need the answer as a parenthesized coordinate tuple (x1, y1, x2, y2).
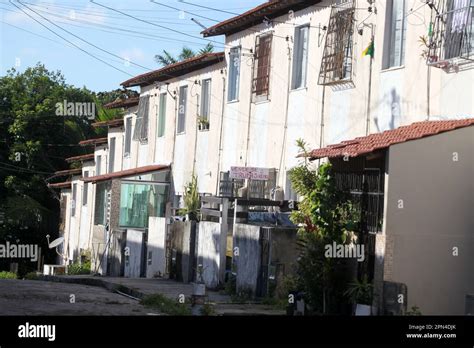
(108, 138, 115, 173)
(252, 34, 273, 98)
(133, 95, 150, 142)
(428, 0, 474, 64)
(384, 0, 407, 69)
(292, 25, 310, 89)
(71, 183, 77, 217)
(119, 183, 169, 228)
(228, 47, 241, 101)
(82, 171, 89, 206)
(177, 86, 187, 134)
(96, 155, 102, 176)
(157, 93, 166, 137)
(94, 183, 107, 225)
(318, 2, 355, 85)
(200, 79, 211, 130)
(124, 117, 132, 157)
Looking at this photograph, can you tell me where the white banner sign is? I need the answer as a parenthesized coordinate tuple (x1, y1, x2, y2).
(230, 166, 270, 181)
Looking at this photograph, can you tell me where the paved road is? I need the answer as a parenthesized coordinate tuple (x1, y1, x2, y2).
(0, 280, 160, 315)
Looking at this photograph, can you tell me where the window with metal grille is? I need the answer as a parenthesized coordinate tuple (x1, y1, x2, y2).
(252, 34, 273, 98)
(200, 78, 211, 130)
(177, 86, 187, 134)
(157, 93, 166, 137)
(292, 25, 310, 89)
(318, 2, 355, 85)
(82, 171, 88, 206)
(133, 95, 150, 142)
(428, 0, 474, 66)
(108, 138, 115, 173)
(228, 47, 241, 101)
(383, 0, 407, 69)
(124, 117, 132, 157)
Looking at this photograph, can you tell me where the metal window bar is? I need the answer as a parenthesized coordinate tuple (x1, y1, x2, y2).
(318, 1, 356, 86)
(428, 0, 474, 68)
(334, 169, 384, 234)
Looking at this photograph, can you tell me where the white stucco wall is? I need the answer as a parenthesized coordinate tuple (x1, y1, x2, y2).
(384, 126, 474, 315)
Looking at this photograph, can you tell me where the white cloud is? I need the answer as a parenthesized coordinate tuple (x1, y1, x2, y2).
(120, 48, 146, 63)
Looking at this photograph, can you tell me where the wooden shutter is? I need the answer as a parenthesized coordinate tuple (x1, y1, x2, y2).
(253, 34, 273, 96)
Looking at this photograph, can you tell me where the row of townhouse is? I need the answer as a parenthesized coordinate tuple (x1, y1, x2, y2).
(49, 0, 474, 314)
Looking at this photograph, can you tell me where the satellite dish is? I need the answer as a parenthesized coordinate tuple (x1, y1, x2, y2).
(48, 237, 64, 249)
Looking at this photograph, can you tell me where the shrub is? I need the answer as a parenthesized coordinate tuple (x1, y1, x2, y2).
(67, 261, 91, 275)
(24, 272, 40, 280)
(0, 271, 17, 279)
(140, 294, 191, 316)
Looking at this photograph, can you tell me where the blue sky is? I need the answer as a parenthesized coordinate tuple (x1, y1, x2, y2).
(0, 0, 262, 91)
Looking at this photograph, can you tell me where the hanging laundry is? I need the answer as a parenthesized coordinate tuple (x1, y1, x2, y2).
(451, 0, 471, 33)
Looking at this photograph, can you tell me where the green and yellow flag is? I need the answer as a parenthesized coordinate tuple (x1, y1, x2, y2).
(363, 40, 374, 58)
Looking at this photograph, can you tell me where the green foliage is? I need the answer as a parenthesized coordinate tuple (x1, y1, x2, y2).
(406, 305, 422, 316)
(200, 303, 216, 316)
(344, 276, 373, 305)
(140, 294, 191, 316)
(67, 261, 91, 275)
(288, 139, 359, 314)
(154, 44, 214, 66)
(0, 63, 132, 272)
(0, 271, 17, 279)
(178, 175, 200, 220)
(24, 272, 40, 280)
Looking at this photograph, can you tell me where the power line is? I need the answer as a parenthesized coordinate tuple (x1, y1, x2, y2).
(150, 1, 219, 23)
(8, 0, 134, 77)
(17, 0, 153, 72)
(89, 0, 252, 51)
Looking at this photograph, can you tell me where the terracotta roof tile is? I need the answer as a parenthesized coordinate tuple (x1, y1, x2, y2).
(48, 181, 72, 189)
(307, 119, 474, 160)
(79, 137, 108, 147)
(104, 97, 139, 109)
(65, 153, 95, 163)
(121, 52, 225, 88)
(53, 168, 83, 177)
(83, 164, 170, 183)
(92, 119, 124, 128)
(202, 0, 322, 37)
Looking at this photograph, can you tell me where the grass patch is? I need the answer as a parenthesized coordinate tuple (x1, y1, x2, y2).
(0, 271, 17, 279)
(261, 297, 288, 310)
(140, 294, 191, 316)
(67, 261, 91, 275)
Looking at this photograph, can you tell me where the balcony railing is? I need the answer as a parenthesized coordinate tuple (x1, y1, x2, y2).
(427, 0, 474, 70)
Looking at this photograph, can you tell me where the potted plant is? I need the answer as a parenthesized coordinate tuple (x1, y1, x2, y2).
(344, 276, 375, 316)
(197, 116, 209, 131)
(178, 175, 200, 221)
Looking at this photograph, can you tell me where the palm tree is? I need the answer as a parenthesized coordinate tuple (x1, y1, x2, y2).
(155, 50, 178, 66)
(154, 44, 214, 67)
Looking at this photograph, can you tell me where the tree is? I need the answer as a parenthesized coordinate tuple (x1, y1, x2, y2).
(154, 44, 214, 67)
(0, 63, 124, 274)
(288, 139, 358, 314)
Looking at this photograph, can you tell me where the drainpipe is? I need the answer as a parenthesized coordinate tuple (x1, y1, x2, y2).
(192, 90, 199, 175)
(244, 54, 256, 167)
(169, 85, 178, 165)
(427, 65, 431, 120)
(215, 72, 226, 195)
(366, 26, 375, 136)
(278, 37, 292, 188)
(318, 86, 326, 167)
